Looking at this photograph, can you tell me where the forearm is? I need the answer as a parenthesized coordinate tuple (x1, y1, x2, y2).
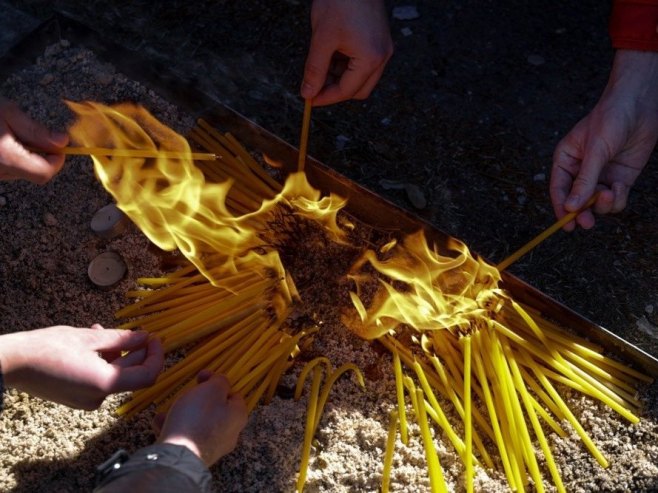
(605, 50, 658, 104)
(0, 332, 27, 388)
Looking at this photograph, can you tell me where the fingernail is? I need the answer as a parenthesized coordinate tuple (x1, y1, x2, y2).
(565, 194, 581, 210)
(49, 130, 69, 145)
(300, 82, 313, 99)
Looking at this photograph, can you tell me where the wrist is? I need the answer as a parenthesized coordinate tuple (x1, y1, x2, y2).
(608, 50, 658, 102)
(159, 436, 204, 465)
(0, 332, 29, 386)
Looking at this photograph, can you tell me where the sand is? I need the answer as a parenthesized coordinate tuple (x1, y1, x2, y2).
(0, 38, 657, 493)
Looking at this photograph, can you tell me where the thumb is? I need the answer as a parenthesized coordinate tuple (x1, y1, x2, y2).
(92, 328, 150, 353)
(301, 34, 335, 100)
(5, 102, 68, 151)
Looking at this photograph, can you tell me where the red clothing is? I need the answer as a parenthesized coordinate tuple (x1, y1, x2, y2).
(610, 0, 658, 50)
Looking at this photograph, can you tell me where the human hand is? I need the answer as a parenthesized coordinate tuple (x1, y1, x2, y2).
(0, 324, 163, 410)
(301, 0, 393, 106)
(156, 370, 248, 467)
(550, 50, 658, 230)
(0, 98, 69, 184)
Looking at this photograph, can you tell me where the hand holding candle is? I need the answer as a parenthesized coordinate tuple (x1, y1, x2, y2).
(0, 97, 69, 184)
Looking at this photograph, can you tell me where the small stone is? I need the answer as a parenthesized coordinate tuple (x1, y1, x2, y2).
(43, 43, 62, 58)
(43, 212, 58, 226)
(379, 179, 405, 191)
(392, 5, 419, 20)
(335, 135, 350, 151)
(527, 54, 545, 66)
(533, 173, 546, 182)
(88, 251, 127, 289)
(646, 304, 654, 315)
(40, 73, 55, 86)
(247, 90, 267, 101)
(0, 196, 6, 207)
(401, 27, 413, 36)
(91, 203, 129, 239)
(380, 117, 392, 126)
(405, 183, 427, 209)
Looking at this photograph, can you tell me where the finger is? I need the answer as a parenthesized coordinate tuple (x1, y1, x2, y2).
(106, 338, 164, 392)
(575, 210, 596, 230)
(0, 134, 65, 184)
(610, 181, 630, 213)
(550, 148, 580, 231)
(206, 374, 230, 401)
(196, 369, 214, 383)
(564, 142, 608, 212)
(352, 62, 387, 100)
(112, 347, 147, 368)
(313, 60, 370, 106)
(92, 328, 149, 353)
(228, 393, 248, 425)
(3, 101, 69, 151)
(301, 34, 335, 100)
(91, 323, 122, 362)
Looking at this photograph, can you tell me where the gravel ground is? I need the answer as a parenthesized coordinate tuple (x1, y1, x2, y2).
(0, 29, 657, 493)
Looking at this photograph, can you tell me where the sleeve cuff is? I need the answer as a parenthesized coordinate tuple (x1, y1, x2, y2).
(95, 443, 212, 493)
(610, 1, 658, 51)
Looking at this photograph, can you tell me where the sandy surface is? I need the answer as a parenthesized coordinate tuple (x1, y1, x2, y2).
(0, 37, 657, 493)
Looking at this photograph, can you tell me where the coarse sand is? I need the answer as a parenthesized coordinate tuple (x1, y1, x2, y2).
(1, 40, 657, 493)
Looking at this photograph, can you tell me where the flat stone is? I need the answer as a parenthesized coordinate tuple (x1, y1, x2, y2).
(392, 6, 420, 21)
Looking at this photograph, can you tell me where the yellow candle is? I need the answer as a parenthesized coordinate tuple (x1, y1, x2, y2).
(472, 334, 517, 491)
(461, 336, 473, 493)
(297, 366, 323, 493)
(381, 411, 399, 493)
(414, 388, 449, 493)
(527, 356, 609, 468)
(412, 361, 466, 460)
(295, 357, 332, 401)
(314, 363, 365, 430)
(393, 350, 409, 445)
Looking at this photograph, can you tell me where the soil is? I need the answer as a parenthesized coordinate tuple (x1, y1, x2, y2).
(0, 1, 657, 492)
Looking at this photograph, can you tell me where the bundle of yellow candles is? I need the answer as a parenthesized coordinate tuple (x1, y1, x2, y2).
(115, 253, 306, 417)
(188, 119, 282, 216)
(95, 107, 652, 493)
(375, 310, 649, 493)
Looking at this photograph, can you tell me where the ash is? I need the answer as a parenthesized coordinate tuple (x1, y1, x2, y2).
(0, 40, 657, 493)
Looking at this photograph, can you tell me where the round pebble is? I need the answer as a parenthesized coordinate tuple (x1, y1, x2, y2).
(90, 203, 129, 239)
(87, 251, 127, 288)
